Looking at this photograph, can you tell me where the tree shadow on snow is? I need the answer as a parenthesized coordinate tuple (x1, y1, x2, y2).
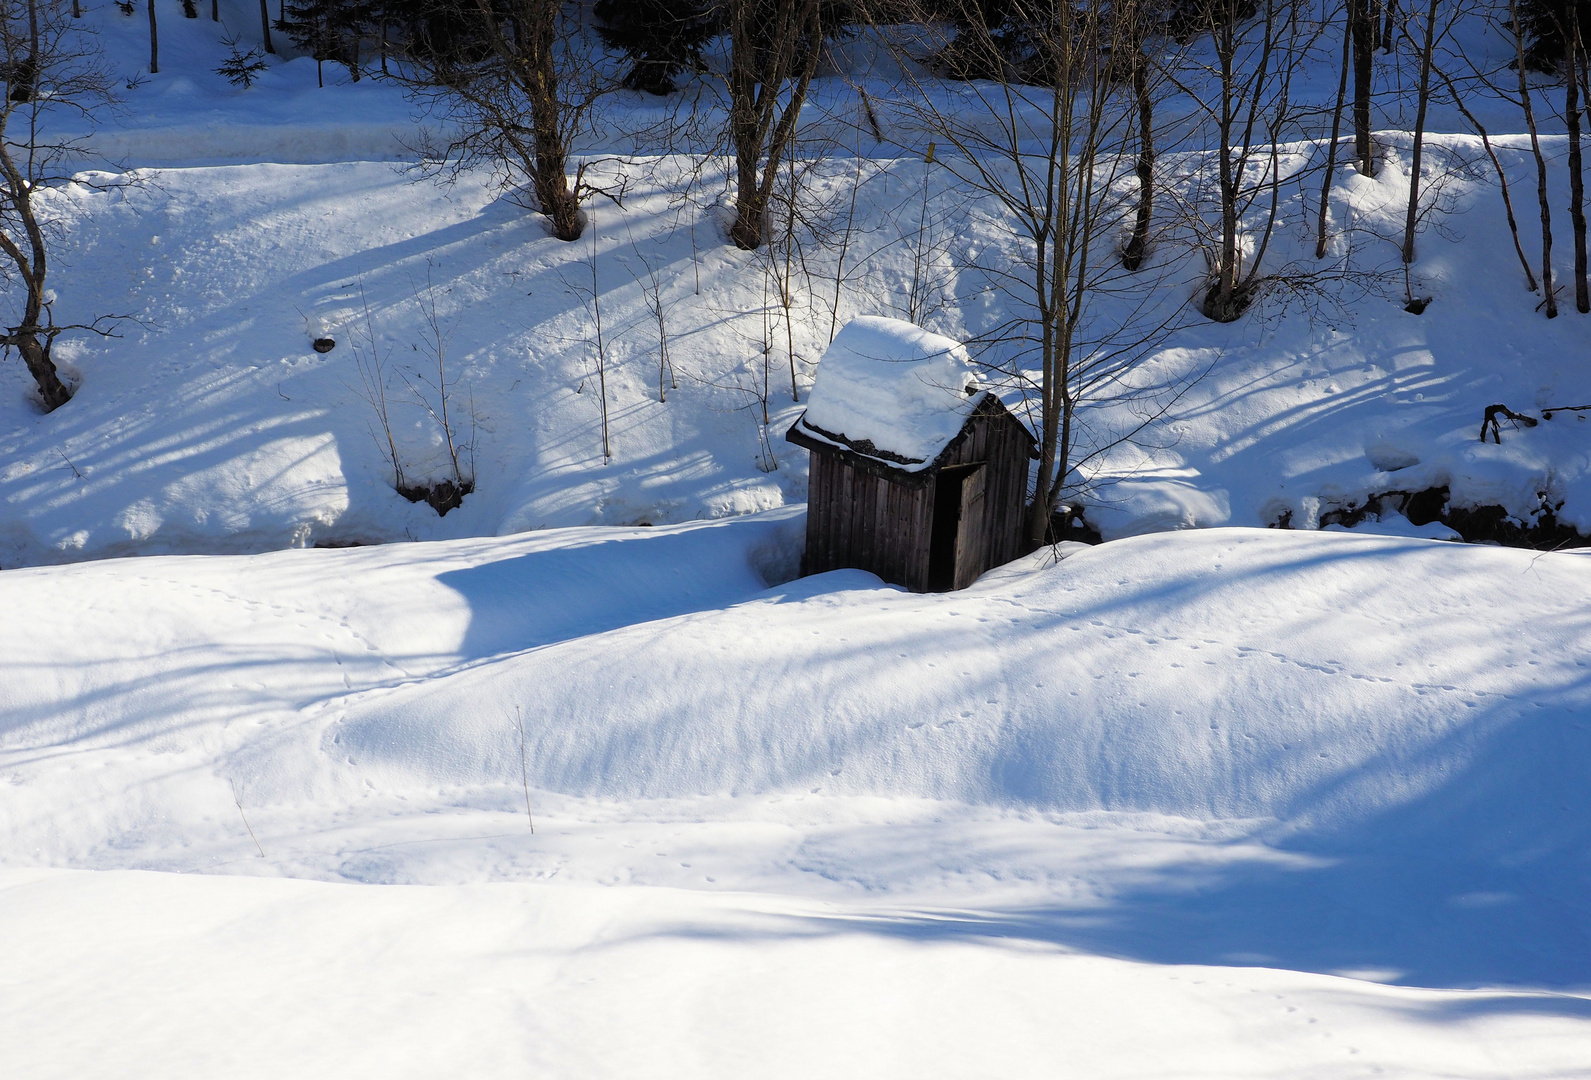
(606, 538, 1591, 997)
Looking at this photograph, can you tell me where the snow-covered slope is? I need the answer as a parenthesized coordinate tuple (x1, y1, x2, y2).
(4, 518, 1588, 985)
(3, 518, 1589, 1074)
(5, 12, 1591, 1073)
(13, 135, 1591, 564)
(10, 867, 1589, 1080)
(4, 6, 1591, 564)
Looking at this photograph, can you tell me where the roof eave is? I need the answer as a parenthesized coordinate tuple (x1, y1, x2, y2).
(786, 419, 937, 488)
(787, 394, 1040, 483)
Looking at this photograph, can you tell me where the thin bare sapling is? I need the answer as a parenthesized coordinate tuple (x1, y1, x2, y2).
(1189, 0, 1323, 321)
(396, 275, 477, 512)
(1398, 0, 1442, 307)
(891, 0, 1199, 546)
(767, 147, 819, 403)
(1419, 39, 1536, 289)
(1508, 0, 1558, 316)
(1317, 0, 1352, 257)
(622, 227, 678, 402)
(827, 112, 868, 343)
(513, 706, 534, 833)
(348, 281, 408, 491)
(570, 204, 613, 461)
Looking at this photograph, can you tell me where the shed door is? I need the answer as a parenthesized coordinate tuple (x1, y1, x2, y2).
(927, 464, 980, 591)
(952, 465, 989, 589)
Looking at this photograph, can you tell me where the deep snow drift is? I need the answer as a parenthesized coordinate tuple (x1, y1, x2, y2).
(3, 518, 1590, 1075)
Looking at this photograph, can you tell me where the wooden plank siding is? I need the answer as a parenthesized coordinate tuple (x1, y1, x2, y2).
(793, 397, 1034, 593)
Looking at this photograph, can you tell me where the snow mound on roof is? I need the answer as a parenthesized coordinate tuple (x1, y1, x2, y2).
(797, 317, 985, 469)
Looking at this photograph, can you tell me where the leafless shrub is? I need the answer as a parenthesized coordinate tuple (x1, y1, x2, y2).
(397, 271, 477, 507)
(348, 281, 407, 491)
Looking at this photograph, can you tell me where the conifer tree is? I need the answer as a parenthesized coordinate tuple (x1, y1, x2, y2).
(593, 0, 716, 95)
(1515, 0, 1591, 71)
(279, 0, 371, 84)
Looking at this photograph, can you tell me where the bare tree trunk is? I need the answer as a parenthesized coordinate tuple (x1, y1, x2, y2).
(1512, 0, 1557, 316)
(1205, 0, 1287, 321)
(1567, 1, 1588, 311)
(0, 144, 66, 409)
(1381, 0, 1397, 51)
(1350, 0, 1375, 174)
(9, 0, 37, 102)
(0, 0, 118, 412)
(347, 21, 362, 82)
(259, 0, 275, 53)
(1317, 3, 1351, 258)
(1214, 13, 1241, 309)
(1123, 48, 1154, 271)
(475, 0, 582, 240)
(147, 0, 158, 73)
(1401, 0, 1438, 267)
(16, 328, 66, 409)
(731, 128, 762, 247)
(727, 0, 824, 250)
(392, 0, 595, 242)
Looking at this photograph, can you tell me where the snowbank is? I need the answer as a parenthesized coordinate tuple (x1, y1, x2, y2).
(4, 517, 1589, 989)
(7, 864, 1586, 1080)
(5, 12, 1591, 562)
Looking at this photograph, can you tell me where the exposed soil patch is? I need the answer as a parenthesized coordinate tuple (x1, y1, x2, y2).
(397, 478, 473, 516)
(1288, 487, 1589, 550)
(1047, 506, 1104, 545)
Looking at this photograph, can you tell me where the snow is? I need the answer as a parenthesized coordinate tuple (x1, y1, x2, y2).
(4, 12, 1590, 559)
(1324, 510, 1462, 540)
(794, 315, 985, 467)
(5, 519, 1591, 1073)
(10, 867, 1590, 1080)
(6, 6, 1591, 1074)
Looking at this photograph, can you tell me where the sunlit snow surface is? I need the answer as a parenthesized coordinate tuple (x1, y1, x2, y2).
(5, 515, 1590, 1076)
(3, 9, 1591, 1077)
(796, 315, 984, 466)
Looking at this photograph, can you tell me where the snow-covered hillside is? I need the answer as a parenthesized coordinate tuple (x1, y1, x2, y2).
(3, 4, 1591, 564)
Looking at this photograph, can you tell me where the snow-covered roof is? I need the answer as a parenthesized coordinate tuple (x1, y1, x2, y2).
(793, 316, 986, 471)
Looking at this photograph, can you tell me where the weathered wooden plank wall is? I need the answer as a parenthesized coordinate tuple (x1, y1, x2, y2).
(806, 452, 936, 590)
(800, 401, 1033, 593)
(940, 408, 1032, 589)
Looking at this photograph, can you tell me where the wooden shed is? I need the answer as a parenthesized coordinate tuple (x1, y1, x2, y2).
(787, 317, 1037, 592)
